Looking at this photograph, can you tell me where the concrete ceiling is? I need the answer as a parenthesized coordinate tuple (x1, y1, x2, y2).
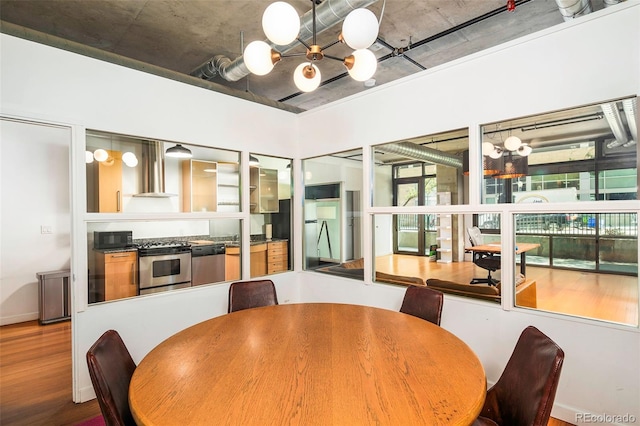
(0, 0, 610, 112)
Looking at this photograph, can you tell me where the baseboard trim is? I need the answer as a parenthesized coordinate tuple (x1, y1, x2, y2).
(0, 312, 38, 326)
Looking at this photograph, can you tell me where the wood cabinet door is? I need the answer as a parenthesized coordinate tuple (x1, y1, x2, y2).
(104, 252, 137, 300)
(97, 150, 123, 213)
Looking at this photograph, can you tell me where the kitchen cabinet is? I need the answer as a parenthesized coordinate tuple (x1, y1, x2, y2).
(267, 240, 288, 274)
(91, 150, 123, 213)
(182, 160, 217, 212)
(250, 168, 279, 213)
(225, 246, 241, 281)
(94, 250, 138, 301)
(250, 243, 268, 277)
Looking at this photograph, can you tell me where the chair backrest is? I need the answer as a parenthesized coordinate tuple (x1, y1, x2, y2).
(399, 286, 444, 326)
(468, 226, 484, 246)
(481, 326, 564, 426)
(86, 330, 137, 426)
(228, 279, 278, 313)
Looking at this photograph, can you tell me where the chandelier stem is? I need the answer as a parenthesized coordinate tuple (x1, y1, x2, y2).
(297, 37, 311, 50)
(312, 0, 317, 46)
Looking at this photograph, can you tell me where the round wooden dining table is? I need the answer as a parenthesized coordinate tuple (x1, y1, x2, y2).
(129, 303, 486, 425)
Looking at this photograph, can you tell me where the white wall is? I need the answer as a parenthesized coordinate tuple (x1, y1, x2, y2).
(0, 120, 72, 324)
(1, 30, 300, 402)
(297, 3, 640, 424)
(1, 2, 639, 423)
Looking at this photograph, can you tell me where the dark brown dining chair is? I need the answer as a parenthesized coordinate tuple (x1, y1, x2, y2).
(86, 330, 137, 426)
(399, 286, 444, 326)
(228, 279, 279, 313)
(473, 326, 565, 426)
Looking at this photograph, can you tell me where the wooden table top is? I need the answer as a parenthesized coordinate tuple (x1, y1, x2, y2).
(466, 242, 540, 254)
(129, 303, 486, 426)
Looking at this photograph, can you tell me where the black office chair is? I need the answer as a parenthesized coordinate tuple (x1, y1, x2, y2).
(468, 226, 501, 286)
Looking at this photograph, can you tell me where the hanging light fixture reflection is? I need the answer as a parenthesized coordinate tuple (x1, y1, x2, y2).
(165, 144, 192, 158)
(496, 152, 528, 179)
(244, 0, 379, 92)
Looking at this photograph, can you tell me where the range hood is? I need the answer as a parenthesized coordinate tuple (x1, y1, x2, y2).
(133, 140, 177, 198)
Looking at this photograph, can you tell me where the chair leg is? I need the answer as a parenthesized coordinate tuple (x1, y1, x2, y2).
(470, 271, 499, 286)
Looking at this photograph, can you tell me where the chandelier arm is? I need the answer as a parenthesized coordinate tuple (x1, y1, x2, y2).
(320, 39, 342, 51)
(281, 52, 309, 58)
(323, 54, 346, 62)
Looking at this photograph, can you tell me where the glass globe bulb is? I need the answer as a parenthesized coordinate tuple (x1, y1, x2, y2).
(489, 147, 503, 159)
(517, 144, 532, 156)
(122, 152, 138, 167)
(481, 142, 495, 156)
(244, 41, 276, 75)
(293, 63, 321, 92)
(85, 151, 94, 164)
(504, 135, 522, 151)
(262, 1, 300, 45)
(93, 149, 108, 162)
(347, 49, 377, 81)
(342, 8, 379, 49)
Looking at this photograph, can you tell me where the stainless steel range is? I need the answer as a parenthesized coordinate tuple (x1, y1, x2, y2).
(137, 241, 191, 295)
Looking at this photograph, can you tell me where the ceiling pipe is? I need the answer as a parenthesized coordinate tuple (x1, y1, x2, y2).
(377, 142, 463, 169)
(622, 98, 637, 147)
(603, 0, 624, 7)
(601, 102, 630, 148)
(554, 0, 592, 21)
(190, 0, 380, 82)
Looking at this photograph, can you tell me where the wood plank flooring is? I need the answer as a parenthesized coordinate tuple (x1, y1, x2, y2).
(1, 319, 577, 426)
(0, 320, 99, 426)
(375, 254, 639, 326)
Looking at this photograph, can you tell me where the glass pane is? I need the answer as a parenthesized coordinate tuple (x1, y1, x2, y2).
(372, 213, 511, 300)
(86, 130, 240, 213)
(303, 149, 363, 276)
(87, 219, 242, 304)
(248, 154, 292, 277)
(480, 96, 638, 204)
(514, 212, 638, 326)
(372, 128, 468, 207)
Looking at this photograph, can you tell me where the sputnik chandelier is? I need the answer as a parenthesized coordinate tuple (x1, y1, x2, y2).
(482, 135, 532, 159)
(243, 0, 379, 92)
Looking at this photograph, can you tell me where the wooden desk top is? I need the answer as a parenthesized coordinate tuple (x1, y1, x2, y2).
(129, 303, 486, 426)
(466, 242, 540, 254)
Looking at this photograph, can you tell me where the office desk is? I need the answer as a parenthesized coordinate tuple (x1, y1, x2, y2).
(129, 303, 486, 425)
(466, 242, 540, 275)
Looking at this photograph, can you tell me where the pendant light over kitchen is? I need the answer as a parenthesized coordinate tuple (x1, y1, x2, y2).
(165, 144, 193, 158)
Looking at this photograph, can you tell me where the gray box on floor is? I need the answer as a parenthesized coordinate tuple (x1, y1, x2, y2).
(37, 269, 71, 324)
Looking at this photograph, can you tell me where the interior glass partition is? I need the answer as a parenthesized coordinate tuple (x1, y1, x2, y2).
(247, 154, 293, 278)
(302, 149, 363, 276)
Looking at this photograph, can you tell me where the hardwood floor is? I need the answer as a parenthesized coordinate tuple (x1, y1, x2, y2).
(375, 254, 639, 326)
(1, 319, 577, 426)
(0, 320, 100, 426)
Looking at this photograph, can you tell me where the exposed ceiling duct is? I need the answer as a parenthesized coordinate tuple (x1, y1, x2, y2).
(622, 98, 638, 147)
(377, 142, 463, 168)
(604, 0, 625, 7)
(133, 141, 176, 198)
(554, 0, 592, 21)
(190, 0, 380, 82)
(602, 102, 631, 149)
